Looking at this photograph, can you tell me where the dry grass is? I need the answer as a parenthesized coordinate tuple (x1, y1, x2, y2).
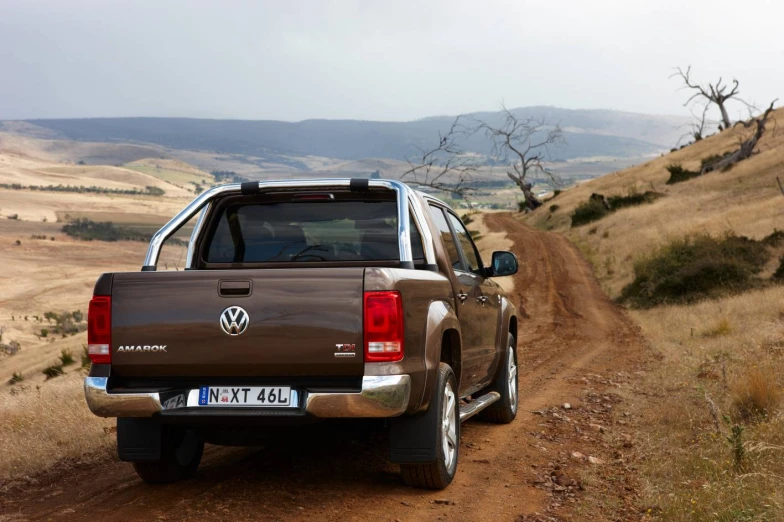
(730, 367, 781, 422)
(629, 286, 784, 521)
(0, 147, 198, 484)
(700, 317, 733, 338)
(0, 372, 114, 483)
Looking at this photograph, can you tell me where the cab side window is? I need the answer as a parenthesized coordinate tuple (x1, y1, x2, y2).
(446, 212, 482, 275)
(429, 205, 463, 271)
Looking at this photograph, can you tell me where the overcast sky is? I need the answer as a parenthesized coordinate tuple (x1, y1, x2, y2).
(0, 0, 781, 122)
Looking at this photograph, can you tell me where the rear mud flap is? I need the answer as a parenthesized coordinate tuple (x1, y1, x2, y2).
(117, 417, 162, 462)
(389, 405, 439, 464)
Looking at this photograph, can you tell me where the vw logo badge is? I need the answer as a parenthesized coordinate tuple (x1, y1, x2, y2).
(220, 306, 249, 336)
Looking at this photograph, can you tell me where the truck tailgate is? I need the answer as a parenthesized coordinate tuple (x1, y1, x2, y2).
(110, 268, 364, 378)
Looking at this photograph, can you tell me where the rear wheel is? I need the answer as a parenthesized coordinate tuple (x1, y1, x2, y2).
(400, 363, 459, 490)
(132, 426, 204, 484)
(480, 333, 518, 424)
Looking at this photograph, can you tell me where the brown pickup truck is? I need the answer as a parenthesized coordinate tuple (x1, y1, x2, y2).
(84, 178, 519, 489)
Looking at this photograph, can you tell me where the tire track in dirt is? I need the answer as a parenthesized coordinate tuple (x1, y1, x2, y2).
(1, 213, 646, 522)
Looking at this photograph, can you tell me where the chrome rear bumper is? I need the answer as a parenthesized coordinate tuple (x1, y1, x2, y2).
(84, 375, 411, 418)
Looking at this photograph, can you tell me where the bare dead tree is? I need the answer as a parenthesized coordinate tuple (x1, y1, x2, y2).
(400, 116, 477, 196)
(702, 100, 778, 174)
(690, 102, 710, 142)
(676, 102, 712, 147)
(672, 66, 748, 129)
(477, 107, 564, 211)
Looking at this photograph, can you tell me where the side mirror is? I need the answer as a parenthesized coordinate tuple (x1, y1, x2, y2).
(490, 251, 518, 277)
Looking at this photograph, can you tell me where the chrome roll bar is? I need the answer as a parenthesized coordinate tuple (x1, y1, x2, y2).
(143, 178, 438, 271)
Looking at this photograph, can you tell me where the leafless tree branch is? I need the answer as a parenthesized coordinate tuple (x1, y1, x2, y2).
(677, 102, 713, 146)
(672, 65, 744, 129)
(702, 99, 778, 174)
(399, 116, 478, 196)
(476, 106, 564, 210)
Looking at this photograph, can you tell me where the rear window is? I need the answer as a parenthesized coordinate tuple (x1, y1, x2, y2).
(202, 200, 424, 264)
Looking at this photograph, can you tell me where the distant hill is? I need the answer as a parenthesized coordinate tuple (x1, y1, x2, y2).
(5, 107, 690, 164)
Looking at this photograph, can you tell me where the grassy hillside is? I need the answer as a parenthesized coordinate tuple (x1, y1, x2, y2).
(522, 108, 784, 520)
(526, 108, 784, 297)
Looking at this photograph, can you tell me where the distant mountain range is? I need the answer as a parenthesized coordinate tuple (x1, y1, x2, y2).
(10, 106, 689, 164)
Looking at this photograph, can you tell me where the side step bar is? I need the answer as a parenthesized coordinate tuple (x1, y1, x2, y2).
(459, 391, 501, 422)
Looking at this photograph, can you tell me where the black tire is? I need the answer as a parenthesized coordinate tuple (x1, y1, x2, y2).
(400, 363, 459, 490)
(479, 333, 518, 424)
(132, 426, 204, 484)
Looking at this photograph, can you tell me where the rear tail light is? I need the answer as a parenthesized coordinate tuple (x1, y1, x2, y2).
(88, 295, 112, 364)
(364, 291, 404, 362)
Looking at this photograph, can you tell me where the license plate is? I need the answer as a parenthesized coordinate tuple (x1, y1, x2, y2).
(198, 386, 294, 407)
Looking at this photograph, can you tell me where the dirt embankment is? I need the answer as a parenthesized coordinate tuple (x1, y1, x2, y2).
(1, 213, 649, 522)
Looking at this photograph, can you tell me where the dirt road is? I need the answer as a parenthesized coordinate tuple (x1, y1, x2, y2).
(1, 213, 646, 521)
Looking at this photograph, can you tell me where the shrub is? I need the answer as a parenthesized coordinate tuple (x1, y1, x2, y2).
(607, 191, 663, 210)
(618, 233, 770, 308)
(62, 218, 149, 242)
(730, 367, 781, 422)
(81, 345, 91, 368)
(0, 183, 164, 196)
(7, 214, 19, 220)
(571, 191, 663, 227)
(14, 240, 21, 246)
(62, 218, 187, 246)
(40, 328, 49, 338)
(773, 256, 784, 281)
(9, 372, 23, 385)
(571, 199, 610, 227)
(42, 363, 64, 380)
(549, 204, 560, 213)
(553, 189, 562, 197)
(762, 229, 784, 247)
(517, 200, 527, 212)
(42, 310, 85, 335)
(59, 349, 75, 366)
(212, 170, 250, 184)
(1, 341, 21, 355)
(665, 164, 701, 184)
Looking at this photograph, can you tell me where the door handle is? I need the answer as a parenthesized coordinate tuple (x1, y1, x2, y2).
(477, 296, 488, 304)
(219, 280, 252, 297)
(457, 292, 468, 304)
